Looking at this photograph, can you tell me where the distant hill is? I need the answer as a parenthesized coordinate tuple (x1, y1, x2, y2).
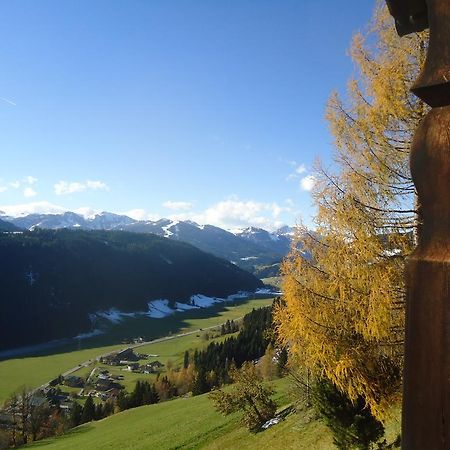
(5, 212, 294, 275)
(0, 218, 22, 232)
(118, 219, 285, 273)
(235, 226, 292, 255)
(0, 229, 262, 351)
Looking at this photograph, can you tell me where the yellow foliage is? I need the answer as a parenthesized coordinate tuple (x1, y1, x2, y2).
(275, 2, 427, 420)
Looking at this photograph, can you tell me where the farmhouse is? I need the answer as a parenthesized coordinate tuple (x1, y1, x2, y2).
(100, 348, 139, 365)
(64, 375, 84, 388)
(142, 361, 164, 373)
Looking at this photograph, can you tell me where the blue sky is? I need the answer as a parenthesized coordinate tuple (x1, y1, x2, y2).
(0, 0, 375, 230)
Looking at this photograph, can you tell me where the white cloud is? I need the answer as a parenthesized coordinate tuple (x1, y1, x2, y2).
(124, 209, 147, 221)
(54, 180, 109, 195)
(182, 198, 291, 231)
(163, 201, 193, 211)
(86, 180, 108, 190)
(300, 175, 316, 191)
(123, 209, 160, 221)
(0, 186, 7, 193)
(295, 164, 307, 174)
(286, 162, 308, 181)
(7, 176, 38, 190)
(25, 176, 38, 185)
(73, 206, 99, 219)
(0, 194, 297, 231)
(54, 181, 85, 195)
(9, 181, 21, 189)
(23, 187, 37, 198)
(0, 201, 67, 217)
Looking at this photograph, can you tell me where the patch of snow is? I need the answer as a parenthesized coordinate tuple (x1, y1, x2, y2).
(88, 289, 257, 327)
(185, 220, 204, 230)
(255, 287, 282, 296)
(269, 233, 280, 241)
(262, 417, 280, 429)
(95, 308, 127, 324)
(227, 291, 250, 300)
(240, 256, 258, 261)
(190, 294, 222, 308)
(162, 220, 179, 238)
(175, 302, 199, 311)
(75, 329, 104, 340)
(147, 299, 176, 318)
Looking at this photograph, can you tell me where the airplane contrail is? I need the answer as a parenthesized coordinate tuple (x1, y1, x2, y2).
(0, 97, 16, 106)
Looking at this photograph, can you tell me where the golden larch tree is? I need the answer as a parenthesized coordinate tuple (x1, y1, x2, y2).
(275, 3, 428, 419)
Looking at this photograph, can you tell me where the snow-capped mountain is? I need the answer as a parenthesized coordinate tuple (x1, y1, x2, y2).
(2, 212, 294, 275)
(7, 211, 135, 231)
(234, 226, 292, 255)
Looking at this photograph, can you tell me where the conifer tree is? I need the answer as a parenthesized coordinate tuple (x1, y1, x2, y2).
(80, 396, 95, 423)
(275, 3, 428, 418)
(94, 403, 104, 421)
(70, 402, 83, 427)
(192, 367, 209, 396)
(313, 378, 385, 450)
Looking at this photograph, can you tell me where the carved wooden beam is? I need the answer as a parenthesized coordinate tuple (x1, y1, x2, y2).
(386, 0, 449, 448)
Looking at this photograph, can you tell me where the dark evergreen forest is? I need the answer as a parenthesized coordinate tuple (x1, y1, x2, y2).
(0, 229, 262, 350)
(192, 304, 278, 394)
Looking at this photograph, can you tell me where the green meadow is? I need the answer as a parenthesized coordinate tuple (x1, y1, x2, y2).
(27, 378, 337, 450)
(0, 298, 273, 404)
(26, 375, 401, 450)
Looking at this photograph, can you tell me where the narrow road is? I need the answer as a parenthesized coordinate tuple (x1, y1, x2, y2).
(39, 321, 226, 391)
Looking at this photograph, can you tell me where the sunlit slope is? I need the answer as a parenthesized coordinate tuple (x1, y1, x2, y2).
(27, 378, 335, 450)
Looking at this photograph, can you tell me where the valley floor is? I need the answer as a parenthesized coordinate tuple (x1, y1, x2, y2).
(0, 298, 273, 405)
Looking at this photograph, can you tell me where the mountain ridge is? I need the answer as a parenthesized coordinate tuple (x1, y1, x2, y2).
(1, 212, 294, 275)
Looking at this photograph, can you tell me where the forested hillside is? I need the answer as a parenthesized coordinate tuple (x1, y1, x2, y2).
(0, 219, 21, 232)
(2, 214, 291, 276)
(0, 229, 262, 351)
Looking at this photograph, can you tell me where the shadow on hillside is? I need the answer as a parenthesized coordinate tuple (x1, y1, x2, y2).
(1, 296, 275, 361)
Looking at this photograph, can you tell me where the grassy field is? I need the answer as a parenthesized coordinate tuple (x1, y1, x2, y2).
(0, 298, 273, 404)
(260, 277, 282, 289)
(27, 377, 338, 450)
(26, 374, 401, 450)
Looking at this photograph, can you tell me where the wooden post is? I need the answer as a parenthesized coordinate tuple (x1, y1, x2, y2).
(386, 0, 450, 448)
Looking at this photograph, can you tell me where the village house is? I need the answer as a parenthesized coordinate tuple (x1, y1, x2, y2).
(141, 360, 164, 374)
(100, 348, 139, 365)
(95, 378, 122, 392)
(64, 375, 84, 388)
(126, 362, 140, 371)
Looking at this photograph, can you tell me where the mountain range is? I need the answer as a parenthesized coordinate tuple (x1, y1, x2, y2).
(0, 229, 263, 351)
(1, 212, 294, 276)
